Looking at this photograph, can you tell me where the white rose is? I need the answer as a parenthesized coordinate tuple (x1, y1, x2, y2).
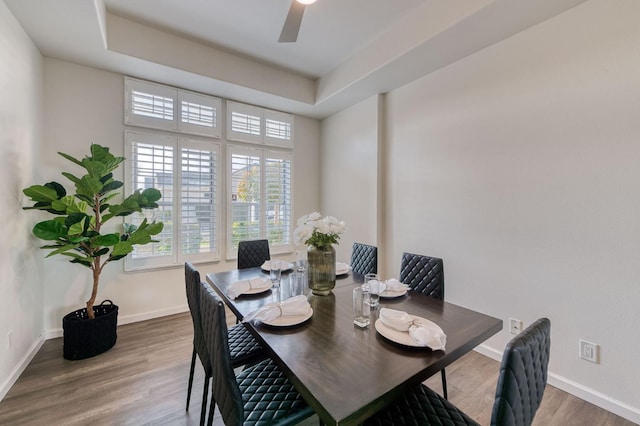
(308, 212, 322, 221)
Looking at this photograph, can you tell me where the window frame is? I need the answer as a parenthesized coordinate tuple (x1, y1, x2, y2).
(124, 130, 221, 271)
(226, 144, 293, 260)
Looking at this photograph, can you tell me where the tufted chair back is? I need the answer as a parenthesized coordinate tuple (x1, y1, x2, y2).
(199, 281, 245, 426)
(237, 239, 271, 270)
(490, 318, 551, 426)
(185, 262, 211, 375)
(399, 252, 444, 300)
(350, 242, 378, 276)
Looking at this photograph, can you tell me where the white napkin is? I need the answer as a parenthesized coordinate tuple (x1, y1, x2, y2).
(243, 295, 311, 323)
(383, 278, 409, 292)
(379, 308, 446, 350)
(227, 277, 271, 299)
(336, 262, 350, 272)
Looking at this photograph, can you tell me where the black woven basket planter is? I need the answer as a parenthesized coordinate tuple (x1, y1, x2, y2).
(62, 300, 119, 360)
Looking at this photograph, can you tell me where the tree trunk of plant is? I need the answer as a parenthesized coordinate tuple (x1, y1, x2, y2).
(86, 257, 101, 320)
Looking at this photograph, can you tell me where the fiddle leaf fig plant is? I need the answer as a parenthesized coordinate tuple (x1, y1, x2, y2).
(22, 144, 164, 319)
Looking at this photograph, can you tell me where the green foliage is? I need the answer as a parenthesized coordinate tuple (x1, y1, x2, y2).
(22, 144, 164, 311)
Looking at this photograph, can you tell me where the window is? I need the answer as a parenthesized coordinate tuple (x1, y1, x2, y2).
(125, 77, 221, 138)
(227, 101, 293, 148)
(228, 146, 292, 258)
(124, 131, 220, 270)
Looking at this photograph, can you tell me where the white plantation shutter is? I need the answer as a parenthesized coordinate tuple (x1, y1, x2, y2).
(227, 101, 263, 143)
(124, 131, 220, 270)
(265, 110, 293, 148)
(125, 77, 221, 137)
(265, 152, 292, 249)
(227, 146, 292, 258)
(180, 141, 219, 261)
(125, 78, 177, 130)
(228, 147, 261, 252)
(179, 91, 221, 137)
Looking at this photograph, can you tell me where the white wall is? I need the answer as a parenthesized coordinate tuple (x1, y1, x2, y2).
(0, 0, 45, 399)
(322, 0, 640, 422)
(320, 96, 379, 263)
(41, 58, 321, 333)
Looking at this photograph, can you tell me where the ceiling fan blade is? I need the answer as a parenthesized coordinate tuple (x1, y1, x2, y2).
(279, 0, 305, 43)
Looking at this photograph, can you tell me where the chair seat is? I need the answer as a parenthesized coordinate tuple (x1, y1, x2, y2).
(238, 358, 315, 426)
(228, 322, 265, 367)
(364, 384, 479, 426)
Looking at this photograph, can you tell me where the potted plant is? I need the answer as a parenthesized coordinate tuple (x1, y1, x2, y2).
(22, 144, 164, 360)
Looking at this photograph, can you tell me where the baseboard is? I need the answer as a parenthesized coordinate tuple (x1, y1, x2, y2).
(43, 305, 189, 340)
(474, 344, 640, 424)
(0, 334, 45, 401)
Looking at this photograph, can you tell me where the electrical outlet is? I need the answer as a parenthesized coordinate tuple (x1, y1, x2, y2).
(579, 339, 599, 363)
(509, 318, 523, 335)
(7, 330, 12, 349)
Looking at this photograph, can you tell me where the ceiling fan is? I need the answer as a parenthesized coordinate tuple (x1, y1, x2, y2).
(278, 0, 317, 43)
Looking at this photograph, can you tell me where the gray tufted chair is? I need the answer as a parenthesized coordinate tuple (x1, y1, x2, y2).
(198, 282, 315, 426)
(237, 239, 271, 270)
(350, 242, 378, 276)
(399, 252, 448, 398)
(184, 263, 266, 425)
(364, 318, 551, 426)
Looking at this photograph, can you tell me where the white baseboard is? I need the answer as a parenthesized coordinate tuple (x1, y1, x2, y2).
(474, 344, 640, 425)
(43, 305, 189, 340)
(0, 334, 45, 401)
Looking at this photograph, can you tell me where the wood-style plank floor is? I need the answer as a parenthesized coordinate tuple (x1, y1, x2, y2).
(0, 312, 634, 425)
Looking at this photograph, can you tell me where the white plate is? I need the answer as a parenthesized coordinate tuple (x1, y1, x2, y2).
(379, 288, 408, 299)
(242, 282, 273, 295)
(336, 262, 350, 276)
(374, 315, 442, 348)
(261, 260, 294, 272)
(262, 307, 313, 327)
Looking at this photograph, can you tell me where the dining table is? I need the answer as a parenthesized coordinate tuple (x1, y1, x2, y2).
(206, 267, 502, 426)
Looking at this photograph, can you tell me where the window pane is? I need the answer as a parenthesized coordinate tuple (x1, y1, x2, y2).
(266, 118, 291, 140)
(230, 152, 261, 249)
(181, 101, 215, 128)
(132, 90, 174, 120)
(265, 156, 291, 247)
(181, 147, 217, 255)
(231, 111, 261, 136)
(129, 141, 174, 258)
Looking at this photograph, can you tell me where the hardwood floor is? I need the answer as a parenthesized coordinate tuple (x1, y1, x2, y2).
(0, 312, 634, 425)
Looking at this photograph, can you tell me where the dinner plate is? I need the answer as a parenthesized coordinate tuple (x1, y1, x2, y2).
(336, 262, 350, 276)
(379, 288, 408, 299)
(241, 281, 273, 295)
(261, 260, 294, 272)
(374, 315, 442, 348)
(262, 307, 313, 327)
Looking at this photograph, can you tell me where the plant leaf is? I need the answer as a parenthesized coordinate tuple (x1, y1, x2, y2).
(94, 233, 120, 246)
(33, 220, 66, 240)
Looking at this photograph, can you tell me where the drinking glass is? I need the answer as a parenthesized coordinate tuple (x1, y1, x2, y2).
(289, 271, 305, 297)
(364, 273, 380, 309)
(270, 260, 282, 288)
(353, 287, 371, 328)
(296, 250, 308, 272)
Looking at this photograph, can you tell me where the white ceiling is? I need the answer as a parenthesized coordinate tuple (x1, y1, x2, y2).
(5, 0, 588, 118)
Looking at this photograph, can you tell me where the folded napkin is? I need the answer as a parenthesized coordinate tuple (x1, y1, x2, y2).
(379, 308, 446, 350)
(243, 295, 311, 323)
(336, 262, 350, 272)
(227, 277, 271, 299)
(383, 278, 409, 292)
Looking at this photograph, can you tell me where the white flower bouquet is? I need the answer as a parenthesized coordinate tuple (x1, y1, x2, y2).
(293, 212, 347, 249)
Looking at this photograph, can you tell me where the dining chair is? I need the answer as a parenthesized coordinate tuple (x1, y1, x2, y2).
(364, 317, 551, 426)
(199, 281, 315, 426)
(399, 252, 448, 399)
(350, 242, 378, 276)
(184, 262, 266, 425)
(237, 239, 271, 269)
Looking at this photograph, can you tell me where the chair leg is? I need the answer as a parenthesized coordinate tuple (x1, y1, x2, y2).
(207, 380, 216, 426)
(200, 375, 210, 426)
(441, 368, 448, 400)
(186, 347, 196, 410)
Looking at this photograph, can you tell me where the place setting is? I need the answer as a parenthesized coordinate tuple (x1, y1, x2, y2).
(336, 261, 351, 277)
(261, 259, 295, 272)
(227, 277, 273, 299)
(375, 307, 447, 350)
(242, 294, 313, 327)
(361, 274, 410, 301)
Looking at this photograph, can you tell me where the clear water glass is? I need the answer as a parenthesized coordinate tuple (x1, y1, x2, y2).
(364, 273, 380, 309)
(270, 260, 282, 288)
(353, 287, 371, 328)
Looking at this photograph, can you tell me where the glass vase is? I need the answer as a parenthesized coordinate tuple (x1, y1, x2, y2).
(307, 245, 336, 296)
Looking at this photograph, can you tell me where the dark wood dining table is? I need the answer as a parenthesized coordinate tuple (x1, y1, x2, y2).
(206, 267, 502, 426)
